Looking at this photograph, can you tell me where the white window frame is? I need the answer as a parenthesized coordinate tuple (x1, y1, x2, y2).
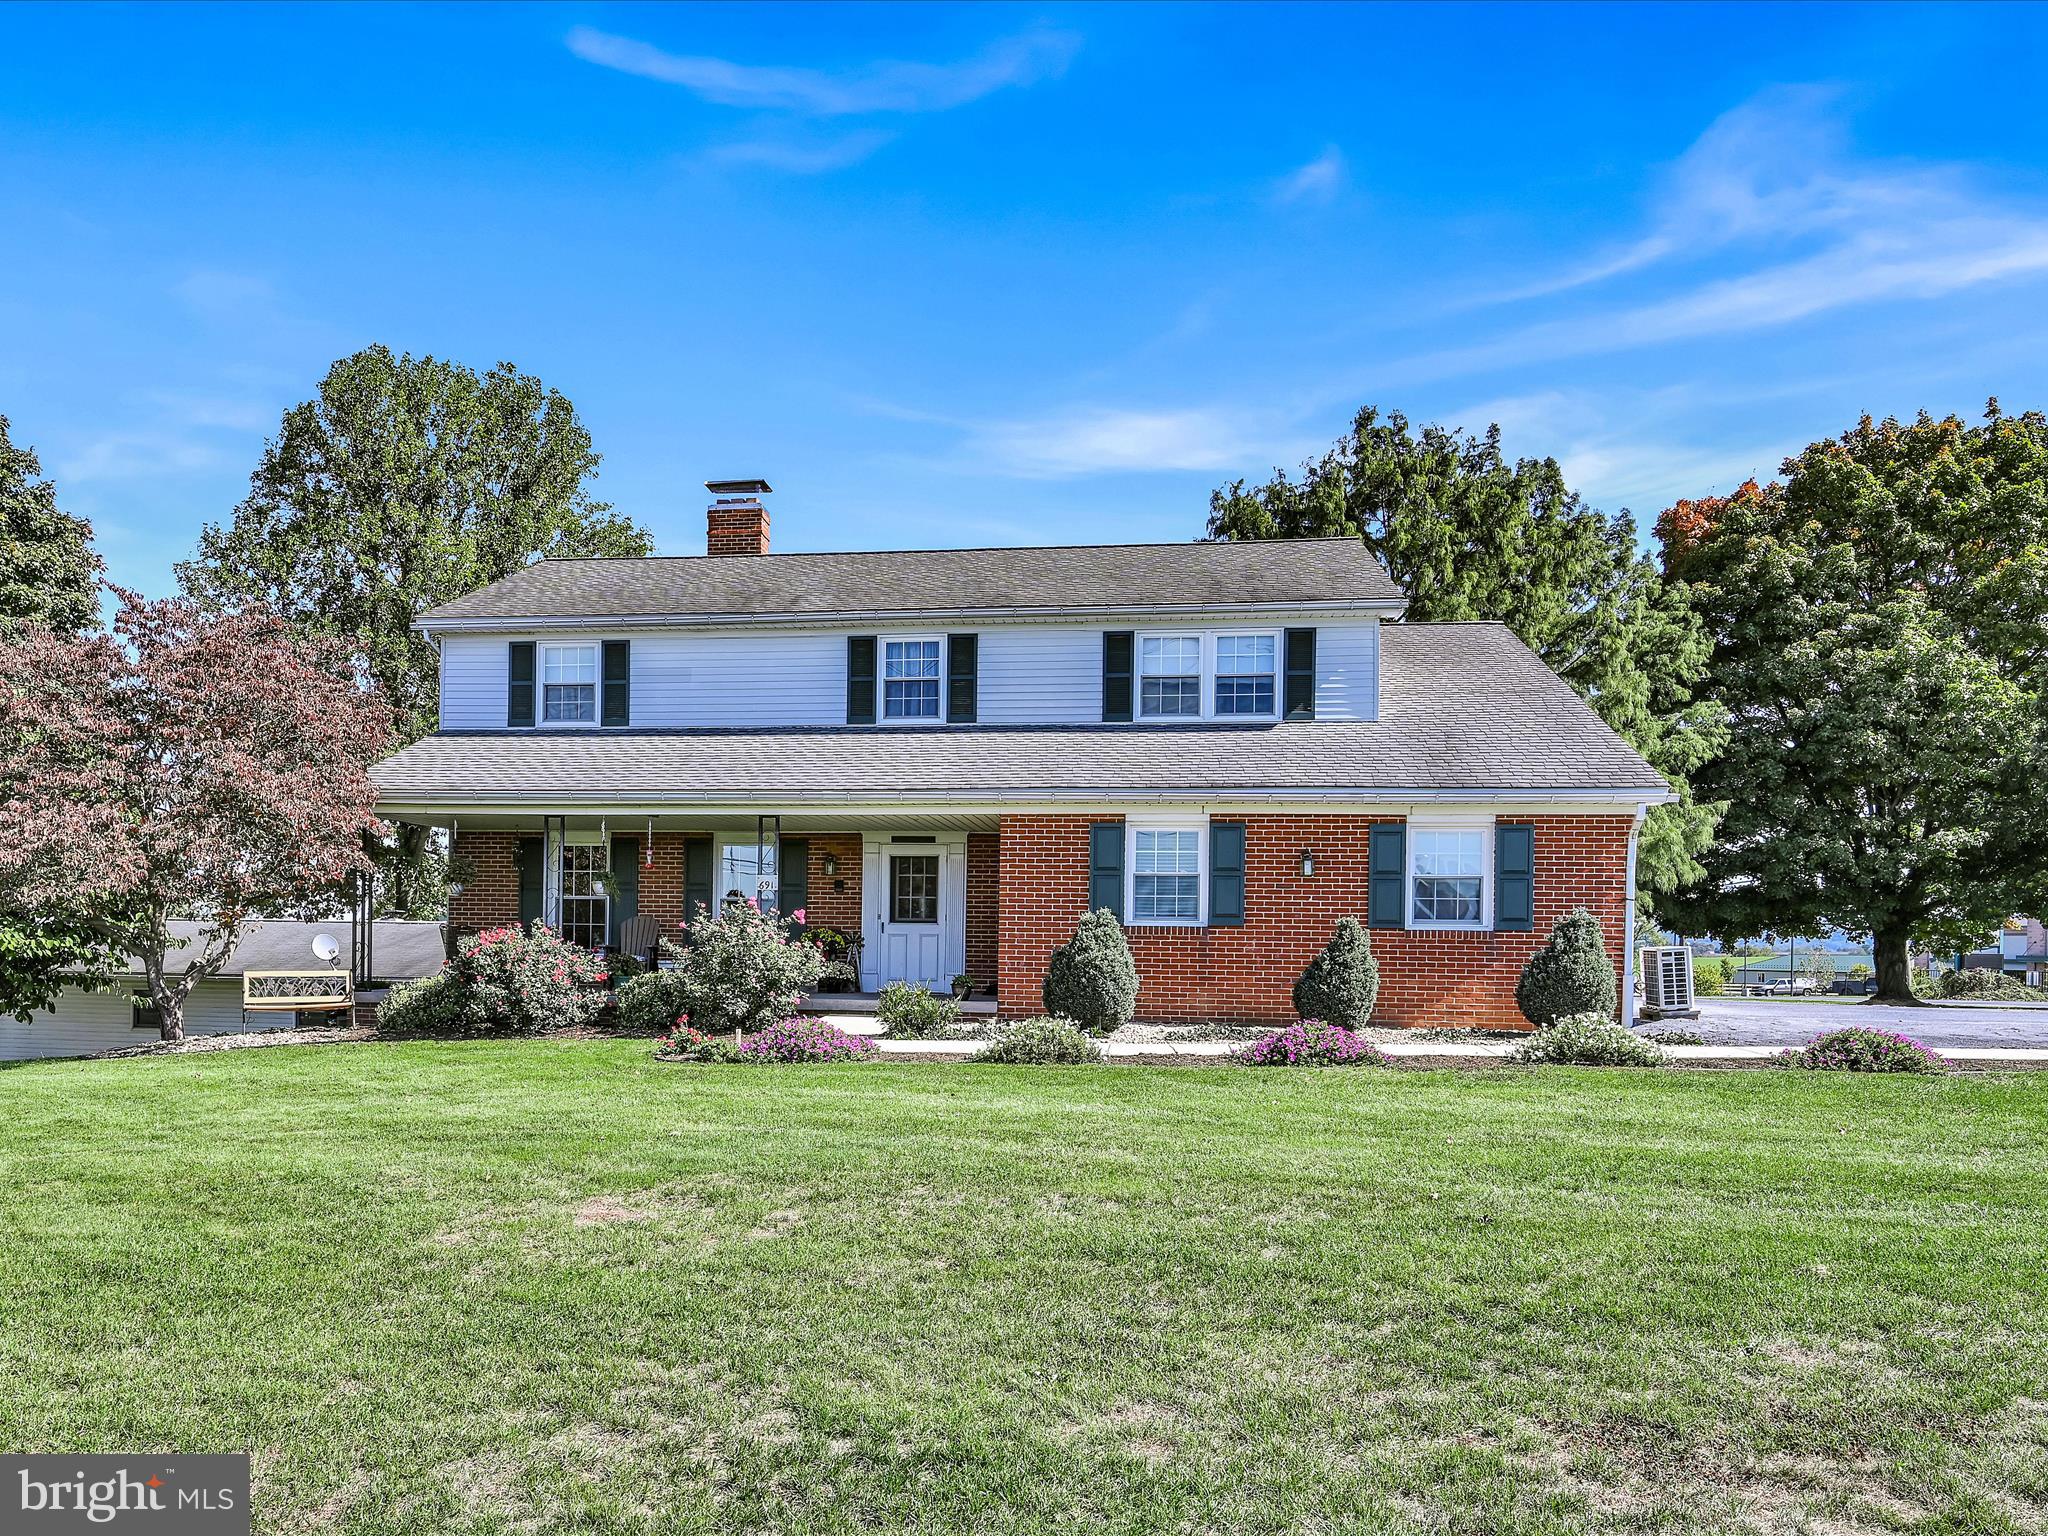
(1125, 814, 1207, 926)
(557, 834, 611, 949)
(1132, 629, 1282, 722)
(880, 634, 946, 723)
(714, 836, 781, 913)
(538, 641, 599, 727)
(1213, 631, 1280, 718)
(1407, 819, 1493, 931)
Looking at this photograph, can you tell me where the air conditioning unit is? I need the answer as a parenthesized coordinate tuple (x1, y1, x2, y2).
(1639, 946, 1698, 1018)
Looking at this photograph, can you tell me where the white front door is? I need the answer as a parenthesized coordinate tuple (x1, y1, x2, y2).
(863, 836, 965, 990)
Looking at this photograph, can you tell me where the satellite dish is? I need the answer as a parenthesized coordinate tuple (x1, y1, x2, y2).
(311, 934, 341, 963)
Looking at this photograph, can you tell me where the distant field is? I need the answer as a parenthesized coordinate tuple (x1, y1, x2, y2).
(1, 1043, 2043, 1534)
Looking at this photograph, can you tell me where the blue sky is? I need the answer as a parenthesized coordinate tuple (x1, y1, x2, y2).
(4, 2, 2047, 598)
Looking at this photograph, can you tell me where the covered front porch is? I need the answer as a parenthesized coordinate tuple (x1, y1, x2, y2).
(413, 809, 1004, 1000)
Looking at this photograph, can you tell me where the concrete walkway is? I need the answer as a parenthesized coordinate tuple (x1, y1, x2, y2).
(1692, 995, 2048, 1049)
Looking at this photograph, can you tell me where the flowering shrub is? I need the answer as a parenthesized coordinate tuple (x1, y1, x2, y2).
(615, 969, 687, 1035)
(655, 1020, 741, 1063)
(735, 1017, 877, 1064)
(971, 1017, 1102, 1064)
(378, 925, 610, 1036)
(877, 980, 960, 1039)
(1511, 1012, 1663, 1067)
(1780, 1027, 1946, 1074)
(661, 900, 826, 1036)
(1232, 1020, 1389, 1067)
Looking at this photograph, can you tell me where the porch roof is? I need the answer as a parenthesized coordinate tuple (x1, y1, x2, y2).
(373, 623, 1670, 809)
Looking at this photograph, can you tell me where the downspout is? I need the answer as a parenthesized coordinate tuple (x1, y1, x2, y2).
(1622, 805, 1646, 1026)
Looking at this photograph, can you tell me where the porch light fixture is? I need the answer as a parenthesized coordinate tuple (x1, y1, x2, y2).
(1299, 849, 1315, 878)
(822, 852, 839, 879)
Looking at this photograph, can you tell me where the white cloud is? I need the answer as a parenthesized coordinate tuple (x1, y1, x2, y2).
(59, 432, 221, 484)
(703, 130, 896, 174)
(962, 406, 1276, 479)
(172, 269, 278, 319)
(1272, 146, 1346, 207)
(566, 24, 1079, 117)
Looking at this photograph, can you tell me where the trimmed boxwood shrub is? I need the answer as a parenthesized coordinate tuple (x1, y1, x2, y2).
(1780, 1027, 1946, 1073)
(1292, 917, 1380, 1028)
(876, 980, 961, 1039)
(1515, 907, 1617, 1026)
(1043, 908, 1139, 1034)
(1233, 1020, 1389, 1067)
(1510, 1012, 1664, 1067)
(972, 1018, 1103, 1065)
(378, 924, 609, 1036)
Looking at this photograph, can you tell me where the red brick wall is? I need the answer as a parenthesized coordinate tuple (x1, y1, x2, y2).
(994, 812, 1633, 1029)
(449, 829, 522, 936)
(802, 834, 864, 939)
(966, 832, 1000, 990)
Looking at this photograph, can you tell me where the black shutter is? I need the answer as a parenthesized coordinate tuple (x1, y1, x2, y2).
(608, 836, 639, 947)
(847, 635, 877, 724)
(517, 836, 543, 927)
(1368, 822, 1407, 930)
(508, 642, 536, 727)
(778, 838, 809, 920)
(683, 837, 713, 930)
(1102, 631, 1134, 722)
(1209, 822, 1245, 927)
(1284, 628, 1317, 720)
(601, 639, 630, 727)
(1089, 821, 1125, 920)
(1495, 823, 1534, 932)
(947, 633, 978, 723)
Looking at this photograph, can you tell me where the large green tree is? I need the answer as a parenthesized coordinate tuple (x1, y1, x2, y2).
(179, 347, 652, 914)
(1208, 406, 1725, 904)
(0, 413, 109, 1017)
(0, 413, 100, 635)
(1657, 406, 2048, 1002)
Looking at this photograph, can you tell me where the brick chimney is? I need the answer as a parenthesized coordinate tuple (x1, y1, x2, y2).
(705, 479, 772, 556)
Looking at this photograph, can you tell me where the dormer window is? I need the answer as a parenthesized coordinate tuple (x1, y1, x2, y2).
(1215, 634, 1277, 715)
(882, 637, 942, 719)
(1139, 636, 1201, 717)
(541, 643, 598, 723)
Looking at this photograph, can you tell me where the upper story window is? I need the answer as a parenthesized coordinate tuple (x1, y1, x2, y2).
(1131, 823, 1203, 923)
(1214, 633, 1276, 716)
(541, 643, 598, 723)
(883, 637, 942, 719)
(1139, 636, 1202, 717)
(1410, 824, 1490, 928)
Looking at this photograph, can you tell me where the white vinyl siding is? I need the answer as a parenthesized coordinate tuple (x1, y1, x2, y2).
(0, 979, 250, 1062)
(438, 620, 1381, 729)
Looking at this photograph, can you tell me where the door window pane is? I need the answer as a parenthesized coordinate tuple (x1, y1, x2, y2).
(891, 855, 939, 923)
(1132, 829, 1200, 921)
(1214, 633, 1276, 715)
(1411, 830, 1485, 924)
(719, 842, 778, 911)
(560, 842, 610, 948)
(1139, 636, 1201, 717)
(883, 639, 941, 718)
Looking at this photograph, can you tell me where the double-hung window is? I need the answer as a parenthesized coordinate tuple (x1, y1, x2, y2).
(1131, 824, 1203, 923)
(1409, 825, 1489, 928)
(883, 638, 942, 720)
(1214, 633, 1276, 716)
(541, 643, 598, 723)
(559, 841, 610, 948)
(1139, 636, 1202, 718)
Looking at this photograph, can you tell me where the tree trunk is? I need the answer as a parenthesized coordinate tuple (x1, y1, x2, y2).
(157, 992, 185, 1042)
(1872, 928, 1922, 1004)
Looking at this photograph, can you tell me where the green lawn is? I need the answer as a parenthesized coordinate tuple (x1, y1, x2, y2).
(2, 1044, 2045, 1535)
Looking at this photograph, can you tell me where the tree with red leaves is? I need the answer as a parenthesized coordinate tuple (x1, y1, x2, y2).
(0, 591, 393, 1039)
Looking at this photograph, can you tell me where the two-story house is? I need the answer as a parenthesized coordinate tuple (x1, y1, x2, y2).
(369, 482, 1672, 1028)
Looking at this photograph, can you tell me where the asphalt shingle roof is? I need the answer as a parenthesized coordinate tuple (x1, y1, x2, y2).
(416, 537, 1403, 625)
(372, 624, 1667, 801)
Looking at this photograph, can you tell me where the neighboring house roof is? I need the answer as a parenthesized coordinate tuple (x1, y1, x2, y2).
(413, 537, 1405, 628)
(373, 623, 1669, 804)
(110, 920, 445, 982)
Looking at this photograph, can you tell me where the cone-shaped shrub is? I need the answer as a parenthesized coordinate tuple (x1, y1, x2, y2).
(1515, 906, 1617, 1025)
(1042, 908, 1139, 1034)
(1292, 916, 1380, 1027)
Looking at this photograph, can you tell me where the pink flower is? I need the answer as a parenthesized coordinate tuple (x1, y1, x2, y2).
(791, 908, 807, 924)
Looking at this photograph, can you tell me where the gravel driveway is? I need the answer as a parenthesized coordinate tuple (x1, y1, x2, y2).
(1682, 995, 2048, 1048)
